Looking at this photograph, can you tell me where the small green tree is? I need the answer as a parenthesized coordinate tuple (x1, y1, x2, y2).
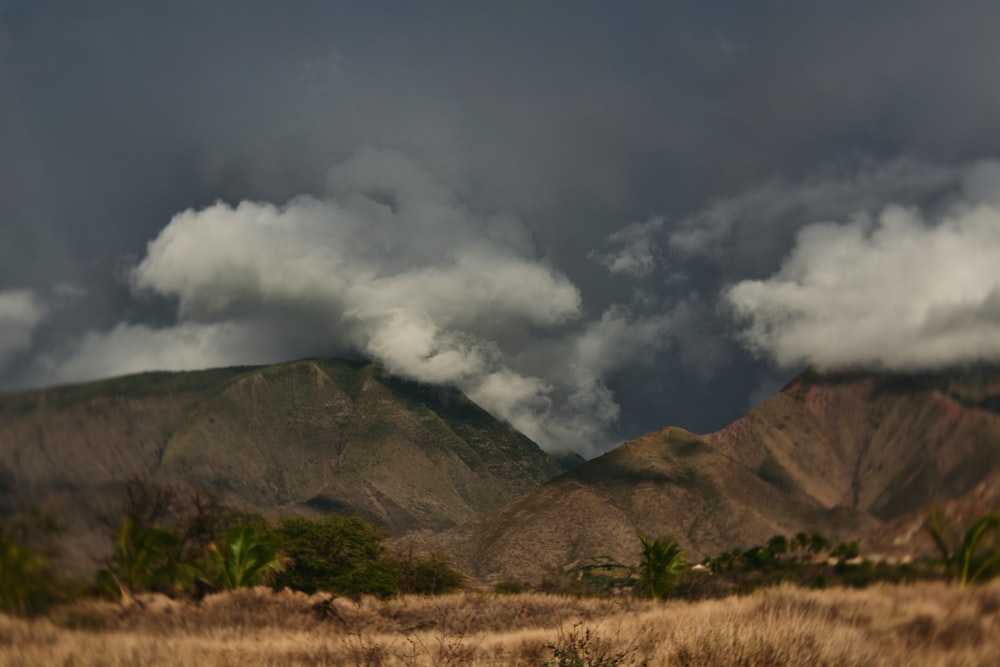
(207, 525, 287, 589)
(830, 541, 860, 561)
(808, 533, 831, 559)
(743, 545, 778, 570)
(637, 535, 687, 600)
(268, 514, 398, 598)
(767, 535, 789, 561)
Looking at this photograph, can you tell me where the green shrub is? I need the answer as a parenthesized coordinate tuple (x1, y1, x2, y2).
(0, 529, 62, 616)
(268, 514, 397, 598)
(391, 551, 464, 595)
(494, 580, 525, 595)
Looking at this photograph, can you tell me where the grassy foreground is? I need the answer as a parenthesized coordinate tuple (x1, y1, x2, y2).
(1, 582, 998, 666)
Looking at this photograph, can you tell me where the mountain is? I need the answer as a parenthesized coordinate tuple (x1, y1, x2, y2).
(705, 368, 1000, 521)
(419, 367, 1000, 584)
(7, 361, 999, 585)
(0, 359, 564, 570)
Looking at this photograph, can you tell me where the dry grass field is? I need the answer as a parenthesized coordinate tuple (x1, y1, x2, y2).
(1, 582, 998, 666)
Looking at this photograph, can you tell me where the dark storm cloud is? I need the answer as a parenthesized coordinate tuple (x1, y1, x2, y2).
(3, 1, 1000, 454)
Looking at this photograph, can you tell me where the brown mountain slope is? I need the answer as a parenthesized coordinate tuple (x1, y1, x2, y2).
(704, 368, 1000, 520)
(0, 360, 564, 561)
(0, 367, 251, 501)
(418, 368, 1000, 584)
(418, 426, 875, 584)
(154, 360, 563, 530)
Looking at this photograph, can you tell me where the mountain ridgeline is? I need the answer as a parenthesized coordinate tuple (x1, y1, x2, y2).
(417, 366, 1000, 584)
(0, 359, 564, 537)
(3, 361, 999, 585)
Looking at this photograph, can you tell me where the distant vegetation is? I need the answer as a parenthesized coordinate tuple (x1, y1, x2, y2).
(524, 509, 1000, 601)
(4, 474, 999, 621)
(81, 478, 465, 606)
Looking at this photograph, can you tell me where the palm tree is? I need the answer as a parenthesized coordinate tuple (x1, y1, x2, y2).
(767, 535, 788, 561)
(207, 525, 287, 589)
(925, 507, 1000, 586)
(100, 514, 183, 600)
(808, 533, 830, 559)
(792, 532, 810, 560)
(638, 535, 687, 600)
(955, 514, 1000, 585)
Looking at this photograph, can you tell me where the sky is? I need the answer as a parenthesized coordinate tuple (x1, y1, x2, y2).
(3, 1, 1000, 456)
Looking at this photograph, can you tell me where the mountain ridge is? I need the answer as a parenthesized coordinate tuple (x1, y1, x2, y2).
(0, 358, 565, 573)
(4, 361, 999, 584)
(410, 366, 1000, 584)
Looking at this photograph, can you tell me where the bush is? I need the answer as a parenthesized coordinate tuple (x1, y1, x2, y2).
(268, 514, 398, 598)
(390, 551, 464, 595)
(545, 623, 643, 666)
(494, 581, 525, 595)
(0, 529, 63, 616)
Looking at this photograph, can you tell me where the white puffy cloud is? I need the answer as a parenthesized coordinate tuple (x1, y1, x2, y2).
(0, 289, 47, 368)
(39, 150, 678, 454)
(726, 161, 1000, 370)
(132, 151, 581, 334)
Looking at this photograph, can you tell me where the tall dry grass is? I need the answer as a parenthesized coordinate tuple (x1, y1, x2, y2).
(0, 581, 998, 666)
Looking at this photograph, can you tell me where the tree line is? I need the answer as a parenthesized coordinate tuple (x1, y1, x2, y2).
(530, 511, 1000, 600)
(0, 478, 462, 616)
(2, 476, 998, 617)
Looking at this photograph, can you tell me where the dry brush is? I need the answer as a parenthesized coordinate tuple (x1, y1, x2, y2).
(0, 582, 998, 666)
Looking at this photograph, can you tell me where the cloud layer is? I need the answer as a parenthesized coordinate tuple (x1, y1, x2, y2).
(29, 150, 675, 455)
(6, 3, 1000, 452)
(726, 162, 1000, 370)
